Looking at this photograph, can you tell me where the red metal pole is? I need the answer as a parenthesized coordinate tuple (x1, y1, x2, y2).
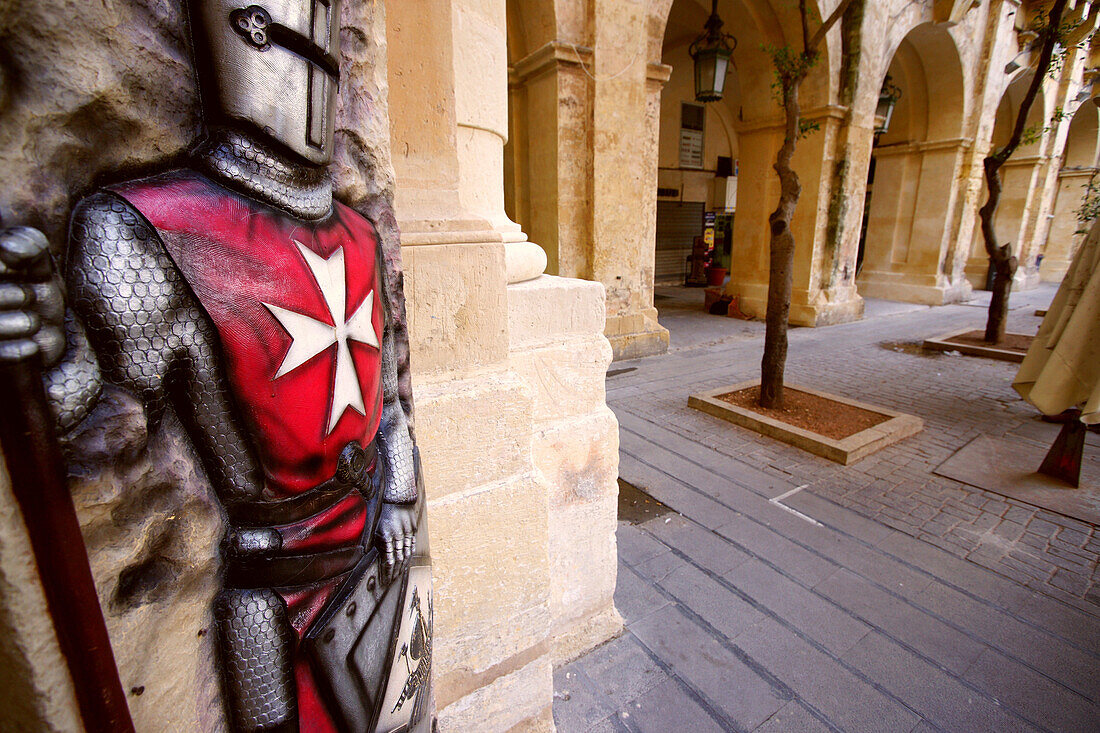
(0, 358, 134, 733)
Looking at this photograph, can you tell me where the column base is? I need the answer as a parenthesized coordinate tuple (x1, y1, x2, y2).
(857, 271, 973, 305)
(606, 308, 669, 361)
(551, 604, 623, 667)
(727, 284, 864, 327)
(1013, 267, 1042, 291)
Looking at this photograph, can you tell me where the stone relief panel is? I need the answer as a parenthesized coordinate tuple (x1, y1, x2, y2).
(0, 1, 430, 731)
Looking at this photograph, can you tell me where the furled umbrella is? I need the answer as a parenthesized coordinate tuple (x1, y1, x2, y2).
(1013, 215, 1100, 485)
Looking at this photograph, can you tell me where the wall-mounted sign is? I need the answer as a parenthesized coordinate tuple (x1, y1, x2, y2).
(679, 128, 704, 169)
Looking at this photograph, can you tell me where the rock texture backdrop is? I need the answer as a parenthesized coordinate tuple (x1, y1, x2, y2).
(0, 1, 402, 730)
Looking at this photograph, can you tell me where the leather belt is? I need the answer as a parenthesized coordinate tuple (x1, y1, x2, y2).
(226, 440, 378, 527)
(225, 546, 365, 589)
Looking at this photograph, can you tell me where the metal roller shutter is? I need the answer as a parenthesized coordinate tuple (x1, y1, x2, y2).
(655, 201, 704, 284)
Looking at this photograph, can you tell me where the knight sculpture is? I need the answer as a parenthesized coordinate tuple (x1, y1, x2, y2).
(0, 1, 432, 730)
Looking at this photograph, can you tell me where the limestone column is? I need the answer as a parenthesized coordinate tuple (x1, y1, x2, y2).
(1021, 150, 1063, 288)
(389, 1, 619, 729)
(725, 107, 863, 326)
(858, 139, 974, 304)
(510, 42, 593, 284)
(451, 0, 547, 282)
(1041, 166, 1095, 281)
(508, 41, 624, 666)
(996, 153, 1045, 289)
(591, 0, 670, 359)
(387, 2, 553, 729)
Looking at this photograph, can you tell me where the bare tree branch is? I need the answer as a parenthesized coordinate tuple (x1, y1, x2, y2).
(800, 0, 811, 55)
(979, 0, 1069, 343)
(808, 0, 857, 53)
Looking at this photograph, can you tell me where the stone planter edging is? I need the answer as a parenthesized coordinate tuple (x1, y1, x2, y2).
(688, 380, 924, 465)
(921, 328, 1028, 363)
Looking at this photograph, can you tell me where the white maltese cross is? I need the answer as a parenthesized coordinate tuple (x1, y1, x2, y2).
(264, 240, 381, 434)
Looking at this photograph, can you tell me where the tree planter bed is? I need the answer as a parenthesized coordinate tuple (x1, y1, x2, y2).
(922, 328, 1033, 363)
(688, 380, 923, 465)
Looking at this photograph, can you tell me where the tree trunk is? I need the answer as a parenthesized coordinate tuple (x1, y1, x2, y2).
(760, 78, 803, 409)
(979, 158, 1018, 343)
(980, 0, 1067, 343)
(757, 0, 854, 409)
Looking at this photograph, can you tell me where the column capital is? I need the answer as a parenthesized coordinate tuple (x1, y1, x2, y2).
(735, 104, 849, 135)
(511, 41, 592, 84)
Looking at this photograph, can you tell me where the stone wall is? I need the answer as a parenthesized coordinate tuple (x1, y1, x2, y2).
(387, 1, 623, 729)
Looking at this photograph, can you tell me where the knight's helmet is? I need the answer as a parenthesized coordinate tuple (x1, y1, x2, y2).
(189, 0, 342, 166)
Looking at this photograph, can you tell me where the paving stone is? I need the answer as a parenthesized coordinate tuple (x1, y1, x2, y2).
(621, 678, 726, 733)
(753, 701, 832, 733)
(723, 560, 872, 655)
(963, 648, 1100, 732)
(630, 604, 788, 731)
(581, 714, 622, 733)
(657, 563, 765, 640)
(642, 514, 752, 576)
(1014, 593, 1100, 655)
(782, 490, 897, 544)
(912, 580, 1100, 698)
(630, 546, 686, 584)
(553, 664, 615, 733)
(562, 286, 1100, 728)
(618, 453, 740, 530)
(844, 632, 1040, 732)
(1025, 517, 1061, 538)
(815, 569, 985, 676)
(731, 615, 921, 733)
(575, 634, 669, 711)
(616, 522, 671, 567)
(715, 514, 839, 587)
(1049, 567, 1091, 597)
(1055, 527, 1091, 548)
(873, 531, 1034, 612)
(614, 560, 671, 625)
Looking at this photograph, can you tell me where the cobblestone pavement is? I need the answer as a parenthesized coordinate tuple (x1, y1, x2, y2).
(553, 285, 1100, 732)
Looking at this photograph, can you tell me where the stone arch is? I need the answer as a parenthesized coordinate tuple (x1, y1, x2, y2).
(1042, 103, 1100, 280)
(965, 72, 1049, 286)
(1062, 103, 1100, 169)
(857, 22, 971, 304)
(653, 0, 840, 300)
(504, 0, 562, 272)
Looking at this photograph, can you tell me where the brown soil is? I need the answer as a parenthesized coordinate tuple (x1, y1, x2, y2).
(944, 330, 1033, 353)
(617, 478, 672, 524)
(716, 385, 890, 440)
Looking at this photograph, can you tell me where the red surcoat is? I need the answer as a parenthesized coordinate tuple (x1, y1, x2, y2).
(114, 171, 386, 730)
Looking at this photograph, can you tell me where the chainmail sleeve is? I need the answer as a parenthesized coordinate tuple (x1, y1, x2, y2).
(66, 191, 266, 504)
(378, 255, 416, 505)
(44, 309, 102, 433)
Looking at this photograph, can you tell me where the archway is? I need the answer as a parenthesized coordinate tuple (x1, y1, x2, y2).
(653, 0, 836, 325)
(654, 0, 744, 284)
(1041, 103, 1100, 280)
(856, 22, 969, 304)
(504, 0, 561, 273)
(965, 72, 1048, 289)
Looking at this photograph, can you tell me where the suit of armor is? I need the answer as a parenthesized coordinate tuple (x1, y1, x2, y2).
(0, 1, 430, 731)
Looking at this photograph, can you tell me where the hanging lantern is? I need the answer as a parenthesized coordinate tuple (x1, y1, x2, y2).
(689, 0, 737, 103)
(874, 74, 902, 136)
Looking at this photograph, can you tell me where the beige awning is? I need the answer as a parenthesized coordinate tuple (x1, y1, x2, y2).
(1014, 217, 1100, 424)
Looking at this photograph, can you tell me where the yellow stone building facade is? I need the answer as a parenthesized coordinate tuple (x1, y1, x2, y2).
(505, 0, 1098, 346)
(395, 0, 1100, 724)
(1, 1, 1098, 732)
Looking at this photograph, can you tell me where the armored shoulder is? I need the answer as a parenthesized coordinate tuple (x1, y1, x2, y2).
(66, 191, 198, 418)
